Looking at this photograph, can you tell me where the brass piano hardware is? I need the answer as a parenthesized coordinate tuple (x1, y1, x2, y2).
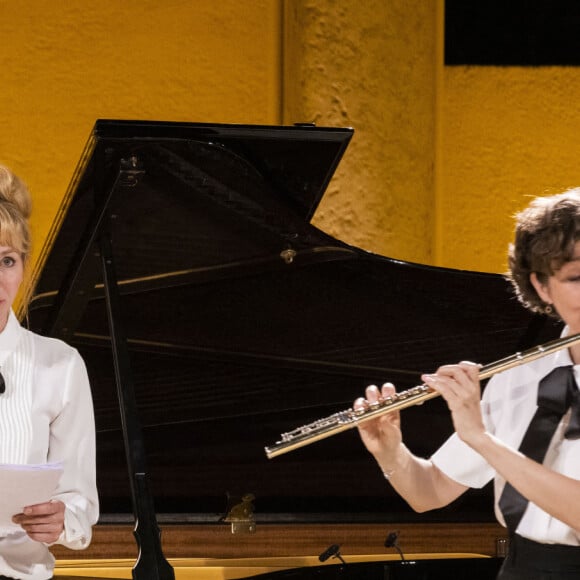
(265, 332, 580, 459)
(223, 493, 256, 534)
(280, 248, 297, 264)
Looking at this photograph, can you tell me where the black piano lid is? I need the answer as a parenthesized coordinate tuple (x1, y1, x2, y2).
(28, 119, 560, 524)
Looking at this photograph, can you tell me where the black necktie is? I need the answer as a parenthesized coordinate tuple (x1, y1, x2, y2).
(498, 365, 580, 534)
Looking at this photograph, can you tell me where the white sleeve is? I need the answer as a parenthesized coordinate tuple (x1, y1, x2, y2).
(48, 348, 99, 550)
(430, 375, 500, 489)
(430, 429, 495, 488)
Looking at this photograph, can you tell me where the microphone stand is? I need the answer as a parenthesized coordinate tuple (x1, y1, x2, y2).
(385, 531, 406, 561)
(319, 544, 347, 565)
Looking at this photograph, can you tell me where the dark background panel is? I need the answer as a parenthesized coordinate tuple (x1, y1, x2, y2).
(446, 0, 580, 66)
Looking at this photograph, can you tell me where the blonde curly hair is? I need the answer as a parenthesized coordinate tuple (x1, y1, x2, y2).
(0, 164, 32, 263)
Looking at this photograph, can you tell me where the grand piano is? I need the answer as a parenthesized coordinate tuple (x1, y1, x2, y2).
(25, 120, 562, 579)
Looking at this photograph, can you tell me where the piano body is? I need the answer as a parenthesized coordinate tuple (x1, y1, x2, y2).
(25, 120, 561, 579)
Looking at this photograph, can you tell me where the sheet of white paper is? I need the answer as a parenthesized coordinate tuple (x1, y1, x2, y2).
(0, 462, 63, 527)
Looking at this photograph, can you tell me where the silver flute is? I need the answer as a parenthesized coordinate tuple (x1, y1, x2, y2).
(265, 332, 580, 459)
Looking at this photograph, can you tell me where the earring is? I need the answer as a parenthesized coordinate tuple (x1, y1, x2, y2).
(545, 304, 553, 315)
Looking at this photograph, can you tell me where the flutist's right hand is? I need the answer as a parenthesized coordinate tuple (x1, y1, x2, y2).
(354, 382, 469, 511)
(354, 382, 403, 474)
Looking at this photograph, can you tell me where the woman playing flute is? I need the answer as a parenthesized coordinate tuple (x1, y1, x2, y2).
(355, 189, 580, 579)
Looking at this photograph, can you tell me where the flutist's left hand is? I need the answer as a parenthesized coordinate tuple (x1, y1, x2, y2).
(12, 499, 65, 543)
(422, 361, 486, 448)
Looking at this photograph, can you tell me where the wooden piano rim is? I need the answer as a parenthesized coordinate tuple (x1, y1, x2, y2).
(50, 521, 508, 562)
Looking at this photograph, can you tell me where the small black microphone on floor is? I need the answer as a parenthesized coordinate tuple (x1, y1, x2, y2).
(385, 530, 405, 561)
(319, 543, 347, 564)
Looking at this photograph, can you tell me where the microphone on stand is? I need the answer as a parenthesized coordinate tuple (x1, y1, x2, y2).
(385, 530, 406, 561)
(319, 543, 347, 565)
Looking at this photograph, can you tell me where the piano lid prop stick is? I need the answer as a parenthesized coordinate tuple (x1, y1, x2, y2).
(265, 332, 580, 459)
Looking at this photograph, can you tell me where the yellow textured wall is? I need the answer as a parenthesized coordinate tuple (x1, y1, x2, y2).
(4, 2, 579, 282)
(0, 0, 281, 273)
(439, 66, 580, 273)
(2, 0, 443, 287)
(286, 3, 580, 275)
(284, 0, 439, 265)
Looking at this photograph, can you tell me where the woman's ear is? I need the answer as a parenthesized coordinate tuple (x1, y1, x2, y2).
(530, 272, 551, 304)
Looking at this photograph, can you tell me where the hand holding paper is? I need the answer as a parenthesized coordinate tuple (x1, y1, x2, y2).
(0, 462, 63, 529)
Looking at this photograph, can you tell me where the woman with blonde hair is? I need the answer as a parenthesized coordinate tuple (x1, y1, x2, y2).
(0, 164, 98, 580)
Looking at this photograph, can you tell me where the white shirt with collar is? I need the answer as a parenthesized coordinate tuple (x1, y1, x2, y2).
(0, 310, 98, 580)
(431, 329, 580, 546)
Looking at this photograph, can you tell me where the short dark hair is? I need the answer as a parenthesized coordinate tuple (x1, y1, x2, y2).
(508, 188, 580, 317)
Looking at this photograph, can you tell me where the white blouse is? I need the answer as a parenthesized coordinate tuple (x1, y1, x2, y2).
(0, 310, 98, 580)
(431, 333, 580, 546)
